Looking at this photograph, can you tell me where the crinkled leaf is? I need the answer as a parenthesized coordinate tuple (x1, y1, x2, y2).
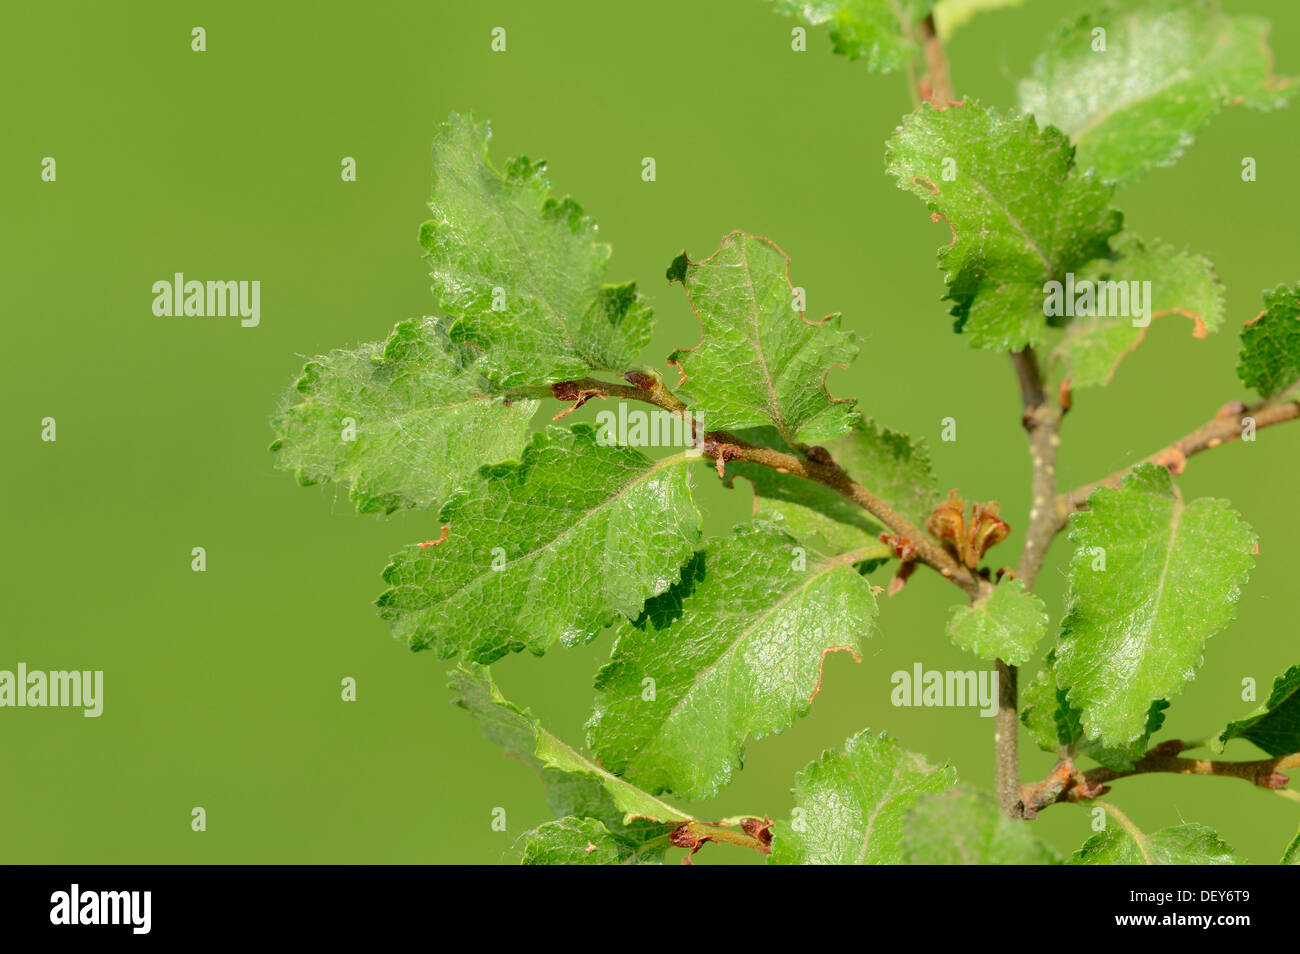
(770, 0, 934, 72)
(449, 662, 689, 830)
(1070, 821, 1243, 865)
(667, 231, 858, 444)
(1216, 663, 1300, 757)
(721, 418, 935, 555)
(1050, 234, 1226, 389)
(1022, 656, 1170, 771)
(377, 424, 701, 662)
(588, 523, 879, 799)
(270, 318, 537, 515)
(1238, 283, 1300, 399)
(887, 102, 1121, 351)
(903, 785, 1061, 864)
(769, 730, 955, 864)
(1055, 464, 1255, 746)
(419, 113, 652, 387)
(1018, 0, 1295, 184)
(947, 578, 1047, 666)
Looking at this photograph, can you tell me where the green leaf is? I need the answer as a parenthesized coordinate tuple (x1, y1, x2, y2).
(946, 578, 1047, 666)
(1018, 0, 1295, 184)
(933, 0, 1028, 38)
(1216, 663, 1300, 757)
(419, 113, 653, 387)
(886, 102, 1121, 351)
(769, 730, 956, 864)
(903, 785, 1061, 864)
(1238, 283, 1300, 399)
(721, 418, 936, 555)
(1049, 234, 1226, 389)
(1070, 818, 1243, 865)
(270, 318, 537, 515)
(449, 662, 690, 827)
(770, 1, 935, 72)
(377, 424, 701, 662)
(667, 231, 859, 444)
(518, 816, 664, 865)
(1283, 826, 1300, 865)
(1054, 464, 1255, 746)
(1022, 656, 1170, 770)
(588, 523, 879, 799)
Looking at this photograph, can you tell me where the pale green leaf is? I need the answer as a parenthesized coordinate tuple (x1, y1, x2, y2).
(270, 317, 536, 515)
(667, 231, 859, 444)
(449, 662, 690, 828)
(1216, 663, 1300, 757)
(1070, 819, 1243, 865)
(419, 113, 653, 387)
(1019, 0, 1295, 184)
(946, 578, 1047, 666)
(721, 418, 935, 556)
(886, 102, 1121, 351)
(588, 523, 879, 799)
(1238, 283, 1300, 399)
(1049, 234, 1226, 389)
(377, 424, 701, 662)
(903, 785, 1061, 864)
(769, 730, 956, 864)
(518, 816, 664, 865)
(1055, 464, 1255, 746)
(770, 0, 935, 72)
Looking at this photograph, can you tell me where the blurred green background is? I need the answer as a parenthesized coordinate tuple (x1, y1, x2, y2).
(3, 0, 1298, 864)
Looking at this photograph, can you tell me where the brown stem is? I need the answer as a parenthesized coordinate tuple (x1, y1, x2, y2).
(520, 375, 989, 598)
(918, 14, 954, 104)
(1021, 745, 1300, 816)
(670, 818, 773, 862)
(993, 659, 1023, 818)
(1011, 347, 1065, 589)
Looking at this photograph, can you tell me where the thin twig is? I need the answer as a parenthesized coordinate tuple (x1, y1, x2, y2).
(1020, 743, 1300, 816)
(516, 375, 989, 598)
(1055, 396, 1300, 522)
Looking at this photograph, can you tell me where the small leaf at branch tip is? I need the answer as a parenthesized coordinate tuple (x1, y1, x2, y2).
(925, 490, 1010, 570)
(1058, 464, 1256, 745)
